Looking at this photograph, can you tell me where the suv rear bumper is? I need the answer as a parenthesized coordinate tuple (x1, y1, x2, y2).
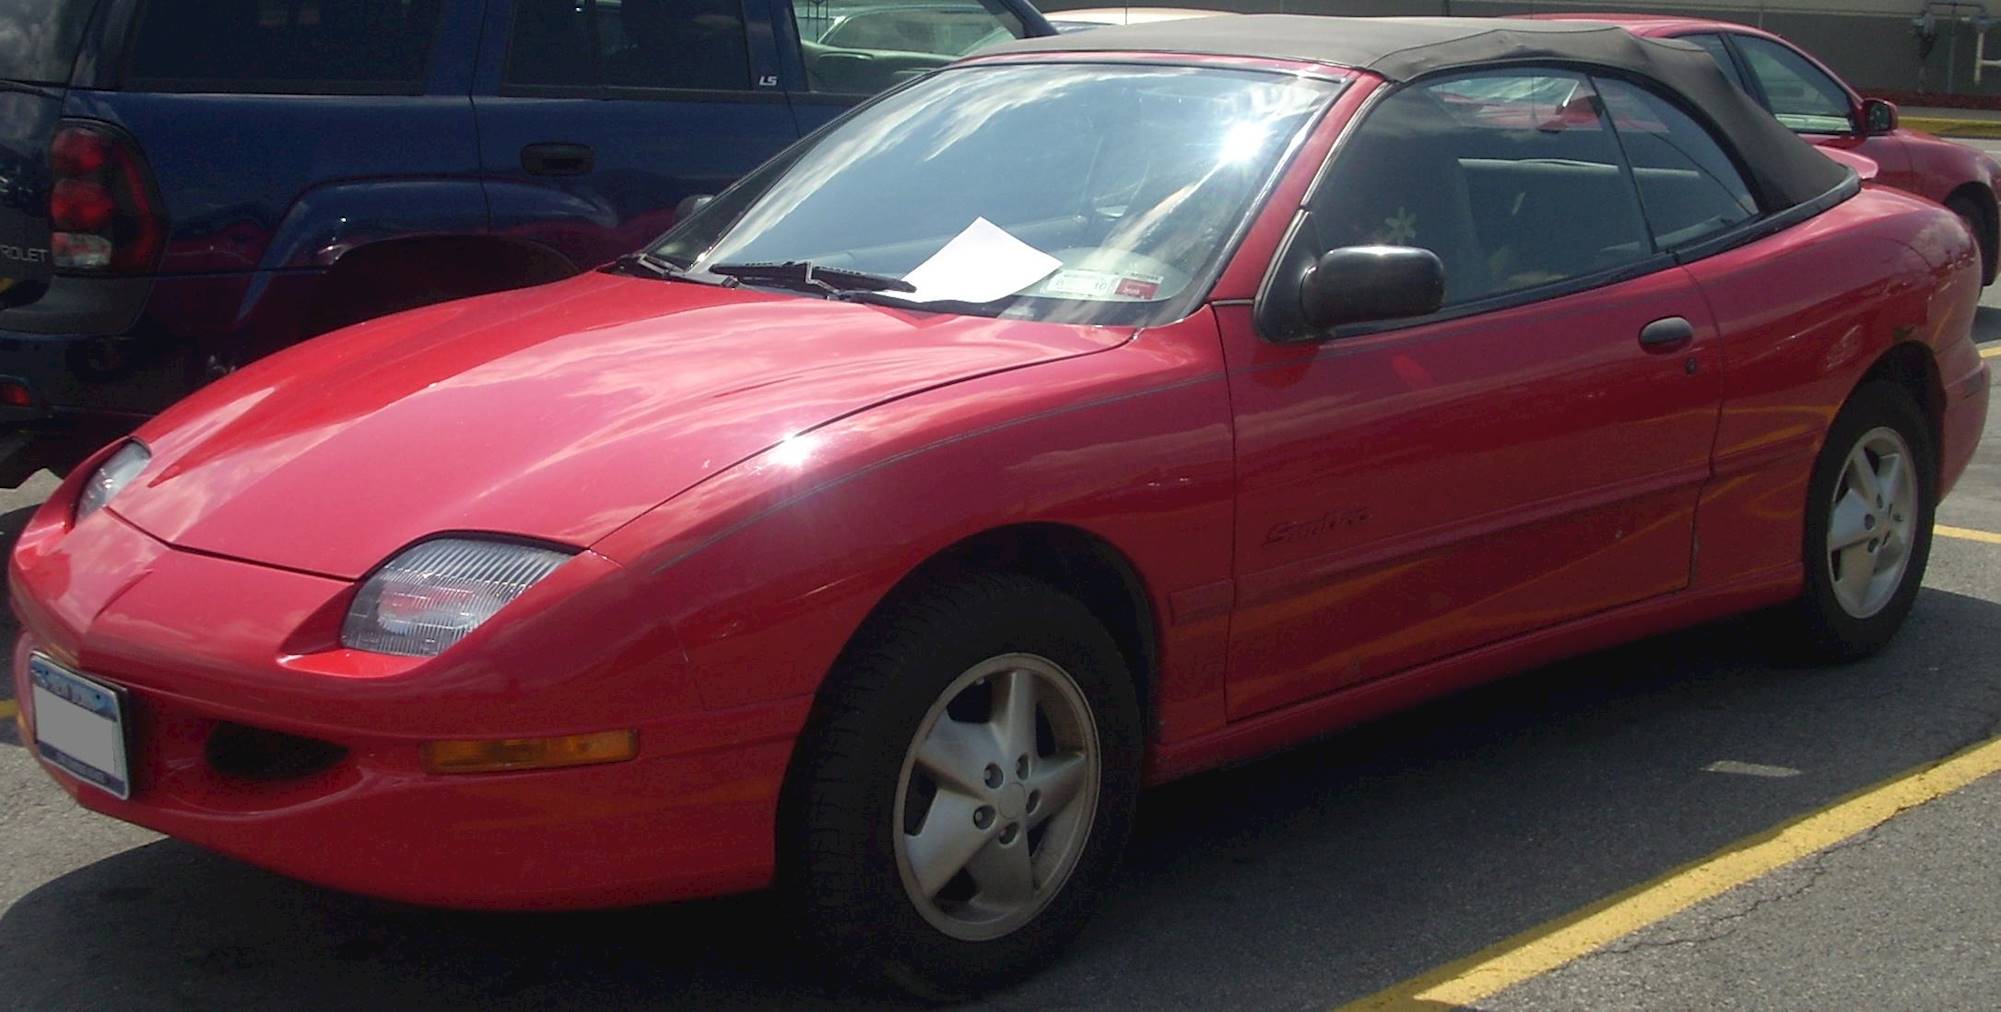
(0, 322, 185, 481)
(0, 270, 307, 477)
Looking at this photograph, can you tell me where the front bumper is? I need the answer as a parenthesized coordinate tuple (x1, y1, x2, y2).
(1939, 351, 1990, 500)
(11, 503, 806, 910)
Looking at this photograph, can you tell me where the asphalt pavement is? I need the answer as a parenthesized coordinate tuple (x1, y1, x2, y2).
(3, 205, 2001, 1011)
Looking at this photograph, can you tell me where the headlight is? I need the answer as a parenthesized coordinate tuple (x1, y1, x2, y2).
(342, 538, 573, 657)
(75, 441, 150, 521)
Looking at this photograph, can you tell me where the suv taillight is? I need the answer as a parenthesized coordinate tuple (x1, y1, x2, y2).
(48, 121, 165, 274)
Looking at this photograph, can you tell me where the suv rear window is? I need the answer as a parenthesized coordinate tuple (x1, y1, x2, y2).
(0, 0, 101, 84)
(126, 0, 443, 94)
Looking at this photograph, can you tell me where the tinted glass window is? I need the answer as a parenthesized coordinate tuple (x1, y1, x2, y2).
(792, 0, 1023, 94)
(1682, 33, 1746, 90)
(1733, 35, 1853, 134)
(0, 0, 100, 84)
(506, 0, 594, 86)
(1311, 70, 1652, 308)
(505, 0, 753, 91)
(1595, 77, 1758, 249)
(128, 0, 442, 93)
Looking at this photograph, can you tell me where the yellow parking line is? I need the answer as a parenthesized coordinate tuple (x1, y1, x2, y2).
(1340, 733, 2001, 1010)
(0, 698, 16, 721)
(1938, 525, 2001, 546)
(1981, 344, 2001, 359)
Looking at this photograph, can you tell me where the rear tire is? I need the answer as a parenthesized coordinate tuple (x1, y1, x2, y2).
(783, 572, 1142, 999)
(1781, 381, 1936, 662)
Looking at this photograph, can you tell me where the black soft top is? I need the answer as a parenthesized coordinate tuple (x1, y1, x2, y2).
(984, 15, 1852, 211)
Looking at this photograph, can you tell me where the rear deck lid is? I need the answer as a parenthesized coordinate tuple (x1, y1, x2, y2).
(0, 0, 101, 294)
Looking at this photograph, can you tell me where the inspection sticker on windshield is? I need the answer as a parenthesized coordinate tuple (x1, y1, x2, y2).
(894, 218, 1061, 304)
(1041, 269, 1163, 301)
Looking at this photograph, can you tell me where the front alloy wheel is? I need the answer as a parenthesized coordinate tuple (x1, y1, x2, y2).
(785, 573, 1141, 998)
(895, 654, 1100, 942)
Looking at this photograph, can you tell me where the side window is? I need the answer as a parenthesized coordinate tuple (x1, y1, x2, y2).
(791, 0, 1024, 96)
(127, 0, 443, 94)
(506, 0, 595, 87)
(1732, 35, 1854, 134)
(1307, 70, 1653, 308)
(1681, 33, 1747, 91)
(504, 0, 754, 92)
(1594, 77, 1759, 250)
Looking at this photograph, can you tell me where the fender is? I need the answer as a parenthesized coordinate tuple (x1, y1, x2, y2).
(590, 309, 1240, 752)
(1899, 130, 2001, 208)
(258, 176, 492, 271)
(1682, 186, 1979, 590)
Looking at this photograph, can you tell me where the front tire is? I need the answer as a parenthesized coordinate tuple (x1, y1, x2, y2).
(1784, 381, 1936, 662)
(784, 573, 1143, 998)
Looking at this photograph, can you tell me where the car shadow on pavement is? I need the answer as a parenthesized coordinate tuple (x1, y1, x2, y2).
(4, 588, 2001, 1010)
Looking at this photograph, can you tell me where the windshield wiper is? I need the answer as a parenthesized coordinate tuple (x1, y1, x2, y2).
(607, 251, 708, 282)
(707, 260, 916, 297)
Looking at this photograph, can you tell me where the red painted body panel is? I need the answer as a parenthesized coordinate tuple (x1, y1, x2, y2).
(591, 309, 1238, 742)
(8, 49, 1988, 911)
(1691, 187, 1986, 584)
(1218, 264, 1723, 718)
(109, 272, 1128, 578)
(12, 470, 804, 906)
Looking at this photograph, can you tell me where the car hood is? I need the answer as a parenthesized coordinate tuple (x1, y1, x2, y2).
(112, 272, 1129, 579)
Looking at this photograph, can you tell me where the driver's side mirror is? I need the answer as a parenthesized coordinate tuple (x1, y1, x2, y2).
(1300, 246, 1446, 331)
(675, 193, 715, 222)
(1861, 98, 1899, 136)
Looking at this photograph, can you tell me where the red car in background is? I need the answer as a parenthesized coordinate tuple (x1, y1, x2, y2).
(10, 15, 1992, 997)
(1544, 13, 2001, 283)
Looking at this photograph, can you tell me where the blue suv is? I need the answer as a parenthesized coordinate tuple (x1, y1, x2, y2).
(0, 0, 1053, 480)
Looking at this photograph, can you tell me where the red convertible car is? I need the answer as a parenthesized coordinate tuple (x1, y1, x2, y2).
(10, 16, 1992, 996)
(1543, 13, 2001, 284)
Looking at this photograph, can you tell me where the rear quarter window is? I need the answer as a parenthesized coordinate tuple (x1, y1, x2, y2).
(0, 0, 101, 85)
(125, 0, 444, 94)
(1594, 76, 1759, 249)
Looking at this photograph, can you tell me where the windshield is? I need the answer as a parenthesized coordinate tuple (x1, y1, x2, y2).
(0, 0, 99, 84)
(655, 62, 1342, 326)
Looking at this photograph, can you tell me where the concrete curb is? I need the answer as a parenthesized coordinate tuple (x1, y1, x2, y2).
(1903, 116, 2001, 139)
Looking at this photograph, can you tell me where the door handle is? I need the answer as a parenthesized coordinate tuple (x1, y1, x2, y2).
(1638, 316, 1695, 351)
(521, 142, 594, 177)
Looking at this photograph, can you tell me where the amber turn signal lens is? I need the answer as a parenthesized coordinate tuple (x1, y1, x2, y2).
(422, 730, 638, 774)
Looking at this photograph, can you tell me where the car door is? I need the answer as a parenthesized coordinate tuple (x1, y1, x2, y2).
(1714, 31, 1918, 194)
(775, 0, 1035, 133)
(1220, 69, 1727, 719)
(473, 0, 798, 271)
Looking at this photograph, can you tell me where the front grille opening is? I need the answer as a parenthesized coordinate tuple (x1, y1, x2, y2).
(205, 722, 347, 781)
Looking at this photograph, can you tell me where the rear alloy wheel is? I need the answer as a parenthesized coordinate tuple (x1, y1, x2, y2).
(1823, 426, 1920, 620)
(1786, 381, 1936, 661)
(785, 573, 1141, 998)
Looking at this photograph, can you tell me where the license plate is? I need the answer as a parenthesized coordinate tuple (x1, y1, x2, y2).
(28, 653, 131, 800)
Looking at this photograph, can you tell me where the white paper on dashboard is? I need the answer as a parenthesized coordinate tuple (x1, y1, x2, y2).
(892, 217, 1061, 304)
